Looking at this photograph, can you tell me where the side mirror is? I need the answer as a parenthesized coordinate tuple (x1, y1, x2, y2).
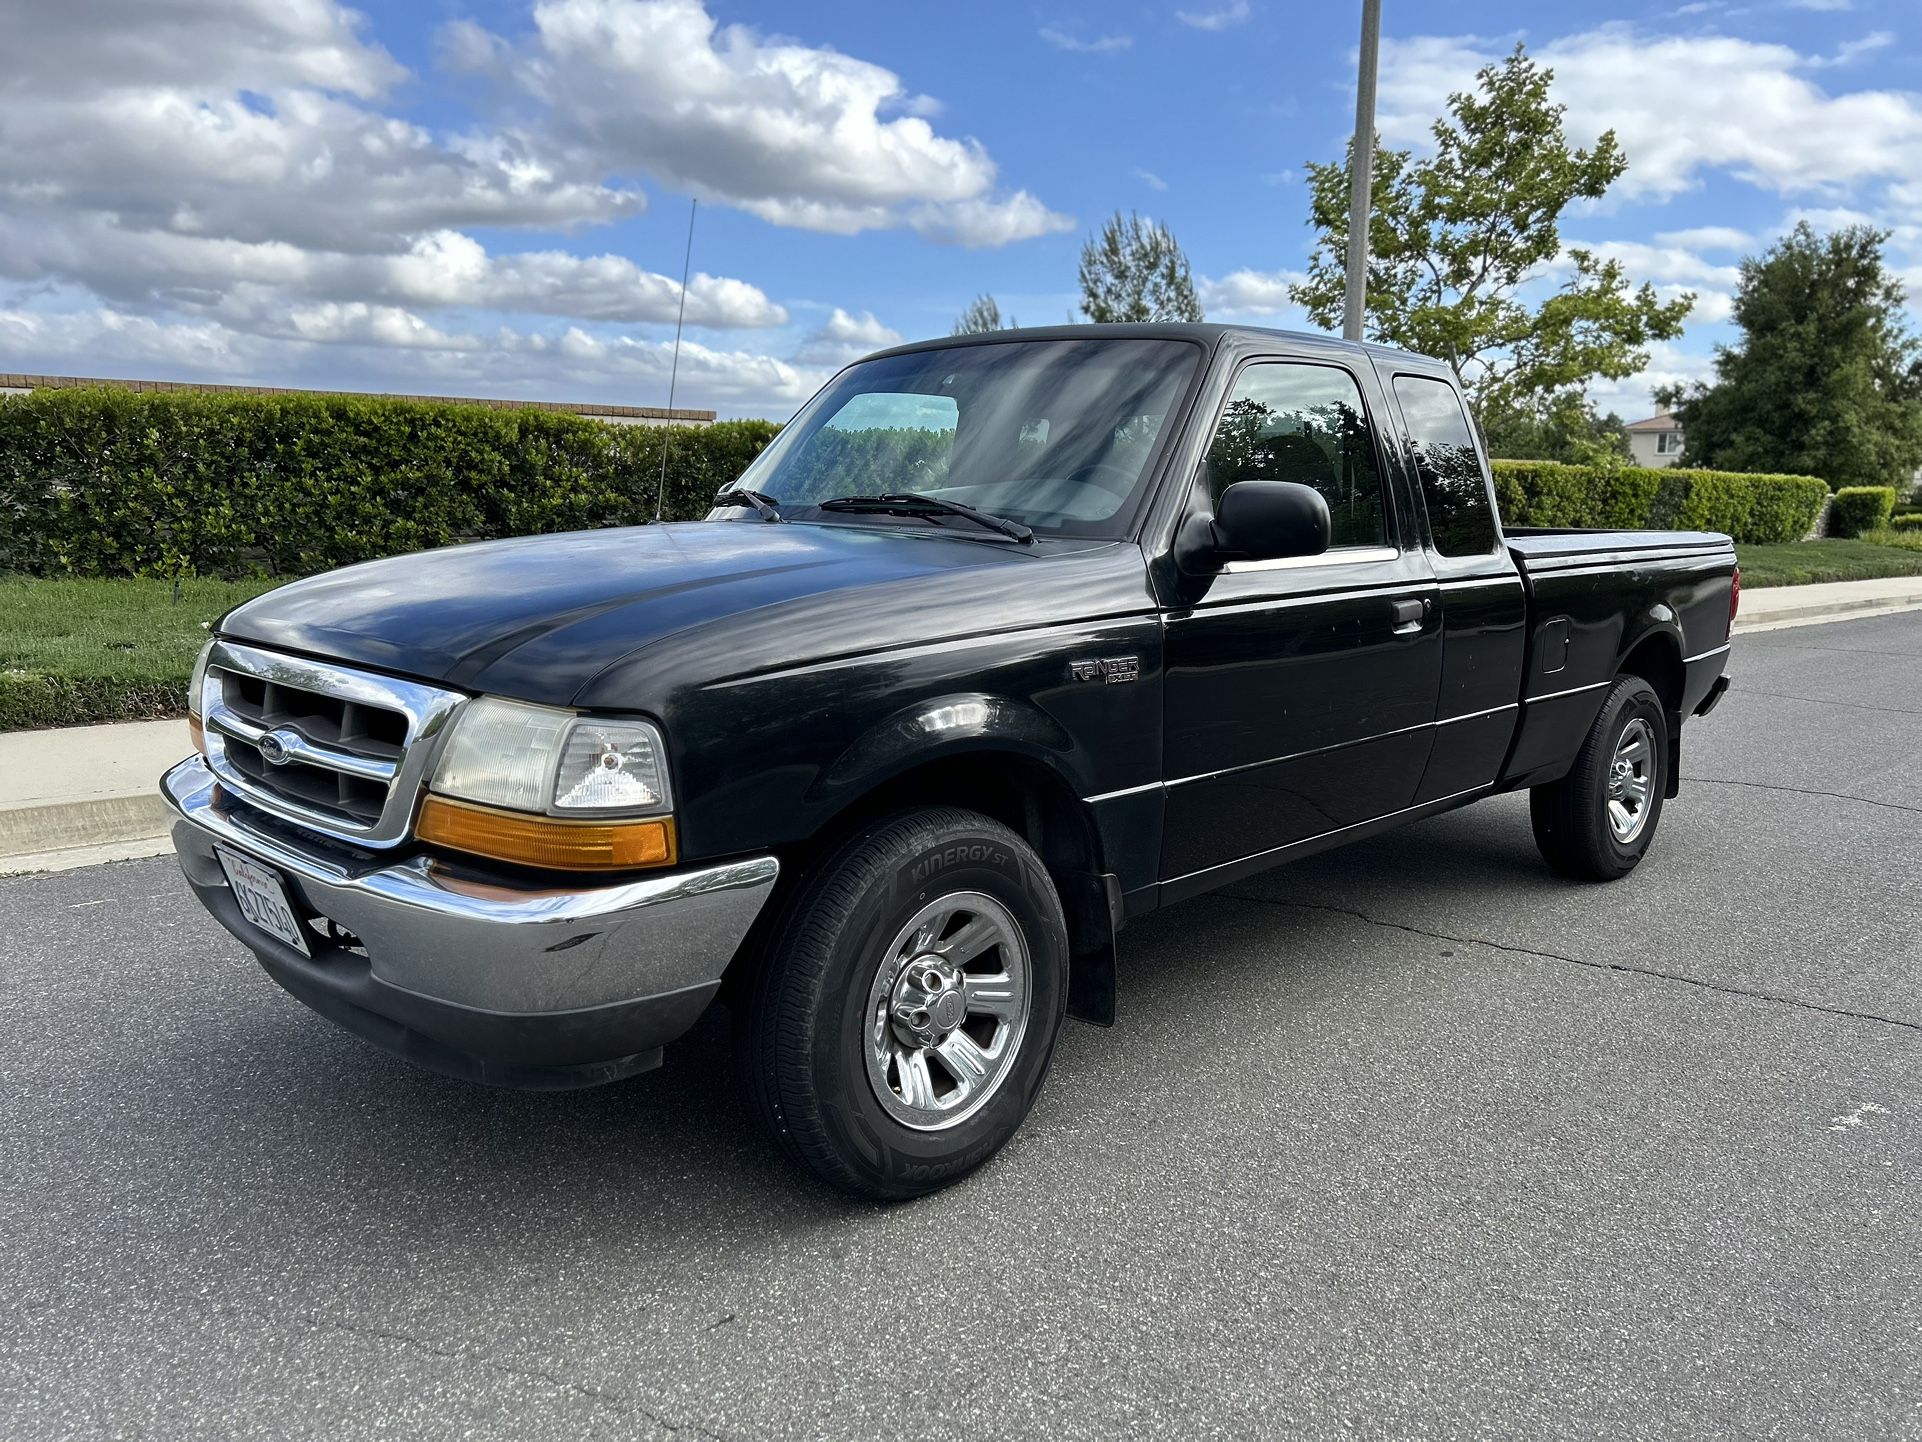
(1176, 480, 1331, 572)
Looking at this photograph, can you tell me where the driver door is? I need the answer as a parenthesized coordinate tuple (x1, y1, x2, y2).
(1159, 356, 1443, 889)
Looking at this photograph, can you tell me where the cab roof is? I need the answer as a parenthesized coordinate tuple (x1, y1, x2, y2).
(867, 321, 1451, 374)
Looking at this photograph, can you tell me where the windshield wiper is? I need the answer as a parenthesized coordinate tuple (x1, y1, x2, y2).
(712, 485, 784, 522)
(817, 492, 1033, 544)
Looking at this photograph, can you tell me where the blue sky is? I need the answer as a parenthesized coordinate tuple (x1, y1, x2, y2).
(1, 0, 1917, 421)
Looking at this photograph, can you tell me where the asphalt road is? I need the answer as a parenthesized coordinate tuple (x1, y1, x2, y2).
(4, 611, 1920, 1440)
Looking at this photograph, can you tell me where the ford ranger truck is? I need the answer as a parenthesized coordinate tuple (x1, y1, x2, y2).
(162, 324, 1737, 1199)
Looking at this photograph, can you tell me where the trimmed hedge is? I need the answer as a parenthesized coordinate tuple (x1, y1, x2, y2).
(1490, 460, 1828, 545)
(1828, 486, 1898, 539)
(0, 387, 779, 579)
(1890, 512, 1922, 532)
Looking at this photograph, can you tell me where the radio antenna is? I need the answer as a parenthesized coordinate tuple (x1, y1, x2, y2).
(654, 196, 698, 523)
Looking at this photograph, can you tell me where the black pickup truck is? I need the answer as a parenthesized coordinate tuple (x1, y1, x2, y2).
(163, 324, 1736, 1198)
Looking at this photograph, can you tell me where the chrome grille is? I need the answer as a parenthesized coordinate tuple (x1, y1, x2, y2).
(199, 640, 466, 847)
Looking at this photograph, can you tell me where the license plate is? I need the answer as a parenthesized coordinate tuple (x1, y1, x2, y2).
(216, 847, 310, 957)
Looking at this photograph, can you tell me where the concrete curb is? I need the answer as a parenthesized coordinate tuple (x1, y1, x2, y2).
(0, 793, 171, 856)
(1734, 584, 1922, 633)
(1, 718, 189, 876)
(2, 576, 1919, 875)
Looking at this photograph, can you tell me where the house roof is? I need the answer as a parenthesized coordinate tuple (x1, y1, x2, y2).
(1625, 410, 1682, 433)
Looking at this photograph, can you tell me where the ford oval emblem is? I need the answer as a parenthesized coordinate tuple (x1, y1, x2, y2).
(257, 728, 297, 766)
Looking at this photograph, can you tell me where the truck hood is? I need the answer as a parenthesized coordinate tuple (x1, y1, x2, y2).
(219, 521, 1150, 704)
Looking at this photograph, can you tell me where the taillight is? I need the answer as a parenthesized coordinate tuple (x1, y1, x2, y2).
(1729, 564, 1740, 628)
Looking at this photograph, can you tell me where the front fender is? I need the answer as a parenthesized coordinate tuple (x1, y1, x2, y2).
(813, 691, 1083, 807)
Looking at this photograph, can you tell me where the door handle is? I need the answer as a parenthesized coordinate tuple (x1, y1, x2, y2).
(1391, 598, 1427, 633)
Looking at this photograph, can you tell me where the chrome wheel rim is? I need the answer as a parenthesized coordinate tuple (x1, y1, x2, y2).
(1607, 717, 1656, 843)
(863, 890, 1031, 1131)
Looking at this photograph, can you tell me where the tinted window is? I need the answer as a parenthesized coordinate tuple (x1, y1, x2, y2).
(798, 392, 958, 495)
(1204, 363, 1387, 549)
(736, 338, 1200, 537)
(1393, 375, 1498, 556)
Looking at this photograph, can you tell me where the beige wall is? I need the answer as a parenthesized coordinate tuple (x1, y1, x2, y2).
(1628, 429, 1684, 468)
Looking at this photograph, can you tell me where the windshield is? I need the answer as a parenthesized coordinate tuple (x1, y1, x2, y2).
(731, 337, 1202, 538)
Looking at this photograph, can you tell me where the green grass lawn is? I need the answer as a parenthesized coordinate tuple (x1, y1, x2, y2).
(0, 576, 284, 731)
(1735, 536, 1922, 588)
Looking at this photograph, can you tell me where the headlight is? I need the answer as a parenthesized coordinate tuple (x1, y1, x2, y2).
(419, 698, 677, 871)
(187, 641, 214, 755)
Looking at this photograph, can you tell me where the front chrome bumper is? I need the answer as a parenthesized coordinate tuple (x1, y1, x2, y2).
(162, 756, 779, 1088)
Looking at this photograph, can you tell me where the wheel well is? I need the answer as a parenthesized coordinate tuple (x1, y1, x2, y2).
(729, 751, 1112, 1012)
(795, 752, 1102, 894)
(1618, 630, 1685, 800)
(1618, 631, 1683, 717)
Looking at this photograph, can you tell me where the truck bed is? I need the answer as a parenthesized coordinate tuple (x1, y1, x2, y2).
(1497, 526, 1738, 794)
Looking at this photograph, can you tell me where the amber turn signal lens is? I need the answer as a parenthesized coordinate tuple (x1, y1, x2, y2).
(188, 713, 206, 757)
(417, 794, 676, 871)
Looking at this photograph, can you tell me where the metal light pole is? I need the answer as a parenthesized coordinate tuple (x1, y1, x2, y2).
(1343, 0, 1381, 342)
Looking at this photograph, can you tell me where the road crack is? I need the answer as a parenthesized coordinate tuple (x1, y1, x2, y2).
(1729, 685, 1922, 718)
(1747, 641, 1922, 661)
(1222, 894, 1922, 1037)
(1682, 775, 1922, 816)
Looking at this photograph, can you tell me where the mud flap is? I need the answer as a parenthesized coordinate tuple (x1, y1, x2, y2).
(1065, 871, 1120, 1027)
(1666, 711, 1683, 798)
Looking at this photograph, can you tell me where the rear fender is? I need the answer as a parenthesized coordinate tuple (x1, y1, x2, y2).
(1615, 609, 1686, 799)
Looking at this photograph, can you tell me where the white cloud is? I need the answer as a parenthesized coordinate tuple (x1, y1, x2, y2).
(1136, 168, 1170, 192)
(1806, 31, 1894, 68)
(1176, 2, 1252, 32)
(0, 298, 820, 414)
(533, 327, 817, 405)
(1568, 239, 1742, 289)
(1197, 267, 1309, 323)
(1375, 26, 1922, 200)
(908, 192, 1075, 248)
(0, 304, 252, 375)
(1586, 341, 1716, 421)
(795, 308, 904, 365)
(282, 302, 478, 351)
(1655, 226, 1754, 252)
(11, 0, 406, 99)
(0, 217, 787, 331)
(1780, 204, 1880, 232)
(470, 0, 1070, 242)
(1658, 285, 1733, 324)
(1039, 25, 1132, 55)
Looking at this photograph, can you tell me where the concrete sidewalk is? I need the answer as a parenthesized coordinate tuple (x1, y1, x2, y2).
(1735, 573, 1922, 631)
(0, 718, 188, 874)
(2, 572, 1918, 873)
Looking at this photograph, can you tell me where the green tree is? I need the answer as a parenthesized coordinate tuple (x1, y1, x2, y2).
(1077, 211, 1204, 323)
(952, 293, 1012, 334)
(1480, 394, 1631, 465)
(1293, 45, 1690, 422)
(1660, 223, 1922, 490)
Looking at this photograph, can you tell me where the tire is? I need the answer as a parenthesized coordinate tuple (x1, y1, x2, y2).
(1530, 675, 1669, 882)
(741, 807, 1070, 1201)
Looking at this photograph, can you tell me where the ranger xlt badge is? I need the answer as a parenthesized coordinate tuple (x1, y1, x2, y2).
(1071, 656, 1140, 685)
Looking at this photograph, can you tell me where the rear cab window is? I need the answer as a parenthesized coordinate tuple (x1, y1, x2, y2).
(1391, 374, 1499, 557)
